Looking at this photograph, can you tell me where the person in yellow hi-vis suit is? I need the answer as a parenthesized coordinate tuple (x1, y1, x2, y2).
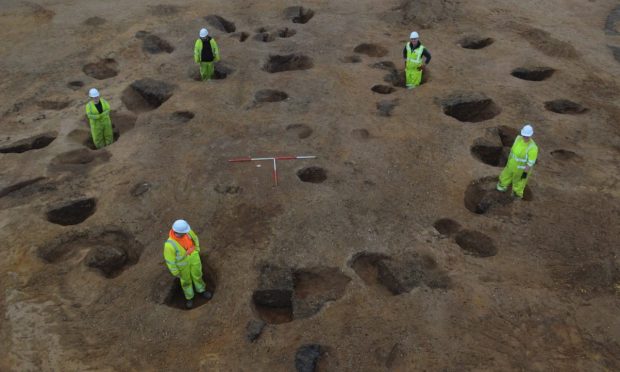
(85, 88, 113, 149)
(403, 31, 431, 89)
(163, 219, 212, 309)
(194, 28, 220, 81)
(496, 124, 539, 199)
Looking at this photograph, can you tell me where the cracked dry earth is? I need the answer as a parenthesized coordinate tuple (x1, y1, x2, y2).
(1, 0, 620, 371)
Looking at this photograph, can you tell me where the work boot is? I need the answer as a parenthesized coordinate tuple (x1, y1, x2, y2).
(185, 299, 193, 309)
(201, 291, 213, 300)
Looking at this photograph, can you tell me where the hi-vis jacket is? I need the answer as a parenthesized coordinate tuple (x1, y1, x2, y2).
(163, 230, 200, 276)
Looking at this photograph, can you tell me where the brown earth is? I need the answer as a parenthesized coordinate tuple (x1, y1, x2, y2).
(1, 0, 620, 371)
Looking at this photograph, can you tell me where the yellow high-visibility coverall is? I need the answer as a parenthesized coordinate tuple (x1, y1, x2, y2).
(405, 43, 426, 88)
(163, 229, 207, 300)
(194, 37, 220, 80)
(496, 135, 539, 198)
(85, 99, 113, 149)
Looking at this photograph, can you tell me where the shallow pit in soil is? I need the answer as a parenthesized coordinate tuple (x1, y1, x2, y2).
(141, 34, 174, 54)
(83, 58, 119, 80)
(455, 230, 498, 257)
(284, 6, 315, 24)
(354, 43, 388, 57)
(255, 89, 288, 103)
(252, 265, 350, 323)
(544, 99, 587, 114)
(349, 252, 390, 287)
(459, 36, 494, 49)
(213, 63, 234, 79)
(171, 111, 195, 123)
(204, 15, 236, 33)
(341, 55, 362, 63)
(55, 149, 93, 165)
(464, 176, 532, 214)
(433, 218, 461, 236)
(253, 289, 293, 323)
(84, 246, 128, 277)
(470, 126, 518, 167)
(297, 167, 327, 183)
(442, 93, 501, 122)
(67, 81, 84, 90)
(371, 85, 396, 94)
(0, 132, 57, 154)
(38, 229, 143, 276)
(464, 177, 511, 214)
(131, 182, 151, 196)
(350, 252, 450, 295)
(46, 197, 97, 226)
(0, 177, 46, 199)
(511, 67, 555, 81)
(295, 345, 323, 372)
(277, 27, 296, 38)
(213, 184, 240, 195)
(471, 144, 505, 167)
(121, 79, 174, 112)
(519, 27, 578, 58)
(292, 267, 351, 319)
(254, 32, 276, 42)
(263, 54, 313, 73)
(286, 123, 313, 139)
(50, 148, 111, 167)
(550, 149, 581, 161)
(231, 32, 249, 42)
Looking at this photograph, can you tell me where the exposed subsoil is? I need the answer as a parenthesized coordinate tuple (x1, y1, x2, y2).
(1, 1, 619, 371)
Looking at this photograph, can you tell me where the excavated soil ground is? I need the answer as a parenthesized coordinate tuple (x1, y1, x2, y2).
(1, 0, 619, 371)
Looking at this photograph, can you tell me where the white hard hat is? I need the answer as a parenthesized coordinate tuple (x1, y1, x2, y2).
(172, 219, 191, 234)
(199, 28, 208, 38)
(521, 124, 534, 137)
(410, 31, 419, 39)
(89, 88, 100, 98)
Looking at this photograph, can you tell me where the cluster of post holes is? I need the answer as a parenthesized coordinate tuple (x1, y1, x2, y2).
(36, 228, 145, 279)
(433, 34, 586, 217)
(0, 8, 330, 301)
(433, 218, 498, 257)
(0, 9, 325, 231)
(427, 35, 585, 258)
(4, 7, 591, 314)
(356, 32, 586, 125)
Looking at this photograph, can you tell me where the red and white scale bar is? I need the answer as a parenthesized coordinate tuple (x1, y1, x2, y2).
(228, 155, 317, 186)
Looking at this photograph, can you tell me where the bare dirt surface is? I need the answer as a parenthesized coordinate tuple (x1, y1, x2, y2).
(1, 0, 620, 371)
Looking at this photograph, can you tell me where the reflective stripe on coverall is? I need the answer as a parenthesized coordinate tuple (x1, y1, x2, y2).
(163, 229, 207, 300)
(194, 38, 220, 80)
(85, 99, 113, 149)
(497, 135, 539, 198)
(405, 43, 425, 88)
